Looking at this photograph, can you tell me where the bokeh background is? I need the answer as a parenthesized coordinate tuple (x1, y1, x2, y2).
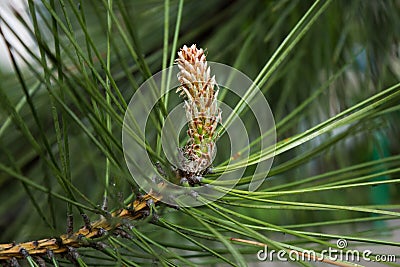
(0, 0, 399, 266)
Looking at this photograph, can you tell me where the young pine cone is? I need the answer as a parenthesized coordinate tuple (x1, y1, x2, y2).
(175, 44, 221, 176)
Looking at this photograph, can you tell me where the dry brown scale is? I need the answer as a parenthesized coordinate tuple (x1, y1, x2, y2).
(0, 188, 162, 263)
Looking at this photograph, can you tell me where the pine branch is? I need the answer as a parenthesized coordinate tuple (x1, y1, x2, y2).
(0, 188, 162, 262)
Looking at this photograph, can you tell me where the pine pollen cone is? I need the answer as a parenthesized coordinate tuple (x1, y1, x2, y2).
(175, 44, 221, 174)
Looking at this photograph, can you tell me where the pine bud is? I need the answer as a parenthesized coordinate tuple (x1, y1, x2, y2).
(175, 44, 221, 175)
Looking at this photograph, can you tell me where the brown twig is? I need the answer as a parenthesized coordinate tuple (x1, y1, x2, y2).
(0, 189, 162, 261)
